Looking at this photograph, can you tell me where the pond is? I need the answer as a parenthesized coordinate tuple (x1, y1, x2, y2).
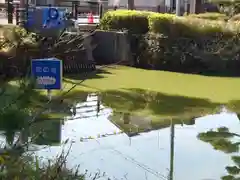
(0, 93, 240, 180)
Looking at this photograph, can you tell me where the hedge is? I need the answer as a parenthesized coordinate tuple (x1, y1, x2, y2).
(100, 10, 239, 36)
(100, 10, 155, 34)
(185, 13, 228, 21)
(100, 10, 240, 75)
(0, 25, 37, 54)
(148, 13, 240, 38)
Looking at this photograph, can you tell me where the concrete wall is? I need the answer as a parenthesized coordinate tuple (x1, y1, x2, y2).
(93, 30, 132, 65)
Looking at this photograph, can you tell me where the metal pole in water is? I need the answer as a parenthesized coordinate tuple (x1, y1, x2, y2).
(169, 120, 175, 180)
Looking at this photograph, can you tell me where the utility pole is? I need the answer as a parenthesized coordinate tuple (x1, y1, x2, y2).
(176, 0, 181, 16)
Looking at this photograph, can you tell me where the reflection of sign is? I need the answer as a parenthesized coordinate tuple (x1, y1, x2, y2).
(31, 58, 62, 90)
(31, 119, 62, 146)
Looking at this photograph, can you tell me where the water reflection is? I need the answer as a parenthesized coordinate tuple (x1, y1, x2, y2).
(198, 126, 240, 180)
(30, 119, 63, 146)
(30, 94, 240, 180)
(0, 93, 239, 180)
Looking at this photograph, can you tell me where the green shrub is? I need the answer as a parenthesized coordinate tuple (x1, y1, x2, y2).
(0, 25, 37, 51)
(0, 25, 38, 77)
(100, 10, 155, 34)
(100, 10, 240, 75)
(145, 14, 240, 74)
(147, 13, 175, 35)
(186, 13, 228, 21)
(148, 14, 238, 38)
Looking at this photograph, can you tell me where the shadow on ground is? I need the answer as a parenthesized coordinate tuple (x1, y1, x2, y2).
(59, 87, 240, 120)
(199, 72, 240, 78)
(59, 87, 235, 134)
(100, 88, 221, 119)
(178, 70, 240, 78)
(63, 69, 113, 81)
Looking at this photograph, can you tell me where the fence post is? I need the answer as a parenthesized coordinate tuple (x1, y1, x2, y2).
(16, 4, 19, 25)
(25, 0, 29, 31)
(157, 5, 160, 12)
(127, 0, 134, 10)
(99, 3, 103, 19)
(7, 0, 13, 24)
(74, 1, 78, 20)
(19, 0, 25, 27)
(71, 1, 74, 15)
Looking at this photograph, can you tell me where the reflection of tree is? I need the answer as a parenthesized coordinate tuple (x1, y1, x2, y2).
(0, 108, 29, 147)
(197, 127, 240, 180)
(123, 112, 131, 124)
(30, 117, 62, 146)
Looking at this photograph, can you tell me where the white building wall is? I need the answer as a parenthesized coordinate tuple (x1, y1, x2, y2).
(108, 0, 184, 8)
(108, 0, 161, 7)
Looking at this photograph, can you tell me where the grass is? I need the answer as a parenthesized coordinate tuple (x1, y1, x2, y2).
(4, 65, 240, 133)
(64, 65, 240, 112)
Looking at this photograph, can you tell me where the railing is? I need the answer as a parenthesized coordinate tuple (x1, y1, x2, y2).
(1, 1, 180, 26)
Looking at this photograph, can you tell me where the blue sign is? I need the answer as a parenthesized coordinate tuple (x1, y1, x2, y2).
(31, 58, 62, 90)
(26, 7, 35, 28)
(42, 7, 66, 29)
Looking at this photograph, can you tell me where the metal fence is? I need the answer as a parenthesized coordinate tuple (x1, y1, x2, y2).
(0, 1, 180, 26)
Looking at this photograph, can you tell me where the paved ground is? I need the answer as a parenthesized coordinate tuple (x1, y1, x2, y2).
(0, 17, 16, 25)
(0, 16, 100, 25)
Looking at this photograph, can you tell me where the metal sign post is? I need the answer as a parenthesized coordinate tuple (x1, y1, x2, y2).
(47, 89, 52, 101)
(31, 58, 63, 103)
